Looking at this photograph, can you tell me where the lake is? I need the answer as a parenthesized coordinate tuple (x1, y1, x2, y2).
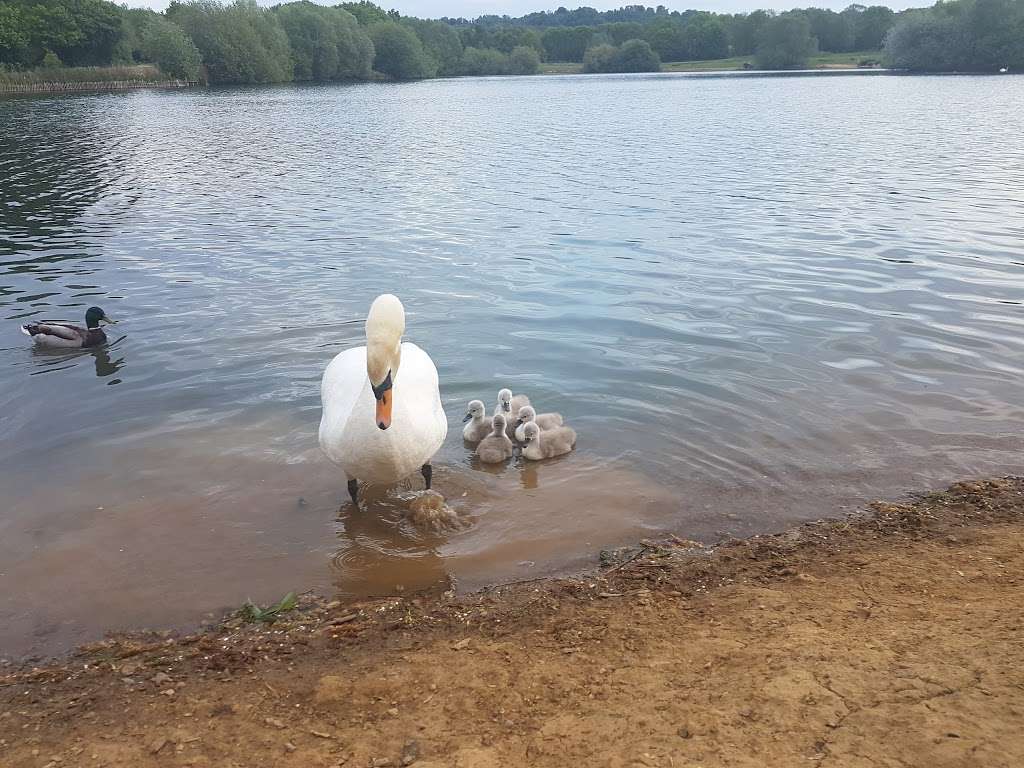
(1, 71, 1022, 659)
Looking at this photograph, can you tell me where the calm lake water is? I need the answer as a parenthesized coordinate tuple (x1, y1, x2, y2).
(2, 72, 1023, 658)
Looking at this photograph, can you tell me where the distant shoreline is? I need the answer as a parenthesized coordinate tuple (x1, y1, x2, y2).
(0, 79, 194, 96)
(543, 49, 884, 75)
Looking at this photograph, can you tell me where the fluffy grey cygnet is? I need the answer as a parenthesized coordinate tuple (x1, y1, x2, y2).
(462, 399, 490, 443)
(476, 413, 515, 464)
(513, 405, 564, 442)
(520, 421, 576, 460)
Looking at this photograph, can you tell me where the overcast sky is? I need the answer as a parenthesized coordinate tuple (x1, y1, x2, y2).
(129, 0, 922, 17)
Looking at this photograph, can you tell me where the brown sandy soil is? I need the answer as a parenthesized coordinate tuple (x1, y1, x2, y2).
(2, 477, 1023, 768)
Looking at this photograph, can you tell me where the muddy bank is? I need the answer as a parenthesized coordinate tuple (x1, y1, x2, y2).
(1, 477, 1023, 767)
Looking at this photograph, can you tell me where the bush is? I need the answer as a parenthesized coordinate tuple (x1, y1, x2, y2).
(40, 49, 62, 68)
(141, 19, 201, 80)
(370, 21, 435, 79)
(614, 38, 660, 71)
(508, 44, 540, 74)
(755, 13, 817, 69)
(582, 42, 617, 72)
(584, 38, 659, 73)
(458, 45, 508, 75)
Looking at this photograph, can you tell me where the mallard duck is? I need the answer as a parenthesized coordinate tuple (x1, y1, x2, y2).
(476, 414, 514, 464)
(520, 421, 577, 460)
(513, 405, 564, 442)
(318, 295, 448, 506)
(21, 306, 115, 348)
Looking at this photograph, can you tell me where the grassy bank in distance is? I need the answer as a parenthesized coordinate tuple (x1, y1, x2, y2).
(542, 49, 884, 74)
(0, 64, 192, 94)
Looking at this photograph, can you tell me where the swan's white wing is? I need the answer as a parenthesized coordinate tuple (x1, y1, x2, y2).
(398, 341, 448, 455)
(319, 345, 368, 469)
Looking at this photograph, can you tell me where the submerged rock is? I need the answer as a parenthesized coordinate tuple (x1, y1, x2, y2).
(407, 491, 466, 532)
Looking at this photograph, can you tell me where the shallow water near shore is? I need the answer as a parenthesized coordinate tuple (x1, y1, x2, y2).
(1, 72, 1023, 658)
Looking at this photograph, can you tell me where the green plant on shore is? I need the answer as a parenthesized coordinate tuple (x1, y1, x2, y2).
(240, 592, 298, 624)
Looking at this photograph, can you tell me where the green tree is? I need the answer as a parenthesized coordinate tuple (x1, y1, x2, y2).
(601, 21, 644, 45)
(169, 0, 292, 84)
(644, 19, 686, 60)
(541, 25, 592, 61)
(52, 0, 121, 66)
(141, 17, 201, 79)
(682, 13, 728, 60)
(805, 8, 856, 52)
(508, 44, 540, 74)
(0, 3, 30, 65)
(404, 17, 462, 75)
(490, 26, 542, 55)
(339, 1, 393, 26)
(728, 9, 770, 56)
(369, 20, 434, 79)
(755, 13, 817, 69)
(848, 5, 896, 50)
(274, 2, 373, 81)
(884, 0, 1024, 72)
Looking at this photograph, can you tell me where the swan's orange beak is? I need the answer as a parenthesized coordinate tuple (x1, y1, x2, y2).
(375, 390, 392, 430)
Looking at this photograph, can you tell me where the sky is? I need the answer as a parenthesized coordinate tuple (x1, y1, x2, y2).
(129, 0, 922, 17)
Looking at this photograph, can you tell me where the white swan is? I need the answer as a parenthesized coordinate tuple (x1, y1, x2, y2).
(319, 294, 447, 505)
(513, 405, 564, 442)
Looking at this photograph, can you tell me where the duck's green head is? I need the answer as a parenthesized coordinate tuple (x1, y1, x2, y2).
(85, 306, 115, 329)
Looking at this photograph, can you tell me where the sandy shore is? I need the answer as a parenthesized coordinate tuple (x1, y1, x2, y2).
(2, 477, 1022, 767)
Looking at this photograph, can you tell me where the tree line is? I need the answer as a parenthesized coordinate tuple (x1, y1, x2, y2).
(0, 0, 1020, 85)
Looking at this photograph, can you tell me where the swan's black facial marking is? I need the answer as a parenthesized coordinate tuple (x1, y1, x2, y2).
(371, 370, 393, 401)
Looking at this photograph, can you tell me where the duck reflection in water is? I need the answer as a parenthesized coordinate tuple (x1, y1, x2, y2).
(27, 334, 126, 383)
(91, 343, 125, 383)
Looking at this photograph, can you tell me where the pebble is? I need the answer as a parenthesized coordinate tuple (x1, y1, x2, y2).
(452, 639, 471, 650)
(149, 737, 169, 754)
(152, 672, 172, 686)
(264, 717, 286, 729)
(401, 739, 420, 765)
(284, 742, 296, 753)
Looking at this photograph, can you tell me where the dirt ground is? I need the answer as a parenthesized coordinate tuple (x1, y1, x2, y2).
(2, 477, 1023, 768)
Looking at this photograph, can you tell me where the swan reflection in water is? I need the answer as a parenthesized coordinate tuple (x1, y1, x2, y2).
(331, 483, 454, 598)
